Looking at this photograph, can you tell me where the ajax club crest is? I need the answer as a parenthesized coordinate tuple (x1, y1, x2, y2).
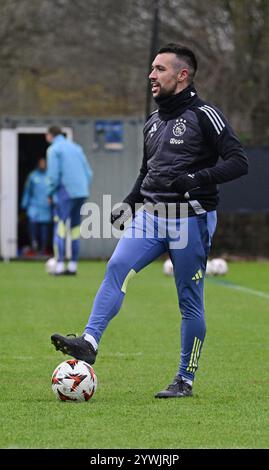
(172, 118, 186, 137)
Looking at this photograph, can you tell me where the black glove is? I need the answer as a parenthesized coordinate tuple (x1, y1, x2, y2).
(110, 203, 133, 231)
(170, 173, 202, 196)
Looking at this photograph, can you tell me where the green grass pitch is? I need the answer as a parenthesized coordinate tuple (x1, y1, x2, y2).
(0, 260, 268, 449)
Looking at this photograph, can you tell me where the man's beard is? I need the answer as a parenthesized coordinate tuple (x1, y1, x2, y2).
(153, 83, 178, 102)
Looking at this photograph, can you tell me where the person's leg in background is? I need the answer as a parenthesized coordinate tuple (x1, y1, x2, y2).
(66, 198, 85, 275)
(54, 198, 71, 274)
(28, 218, 38, 253)
(52, 212, 59, 260)
(39, 222, 50, 255)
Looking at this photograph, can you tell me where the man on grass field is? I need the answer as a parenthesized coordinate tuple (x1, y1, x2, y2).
(51, 43, 248, 398)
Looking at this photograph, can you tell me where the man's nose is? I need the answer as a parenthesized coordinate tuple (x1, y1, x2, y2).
(149, 69, 156, 80)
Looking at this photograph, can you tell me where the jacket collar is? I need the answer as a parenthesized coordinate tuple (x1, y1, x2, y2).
(52, 134, 65, 143)
(155, 84, 199, 121)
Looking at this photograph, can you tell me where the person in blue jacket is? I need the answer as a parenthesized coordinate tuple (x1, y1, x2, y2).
(21, 158, 52, 255)
(46, 126, 93, 275)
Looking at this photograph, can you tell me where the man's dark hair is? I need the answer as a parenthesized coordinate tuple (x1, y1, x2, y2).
(157, 43, 198, 82)
(47, 125, 62, 137)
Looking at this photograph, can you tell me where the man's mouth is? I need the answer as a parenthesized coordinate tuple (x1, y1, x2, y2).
(151, 82, 159, 92)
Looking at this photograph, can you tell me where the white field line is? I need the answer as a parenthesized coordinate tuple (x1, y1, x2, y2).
(208, 278, 269, 300)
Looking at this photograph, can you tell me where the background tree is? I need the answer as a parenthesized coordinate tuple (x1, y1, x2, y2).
(0, 0, 268, 144)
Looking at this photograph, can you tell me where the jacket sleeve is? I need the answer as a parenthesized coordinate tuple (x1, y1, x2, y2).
(21, 174, 32, 209)
(123, 144, 148, 211)
(46, 146, 61, 197)
(81, 148, 93, 185)
(196, 106, 248, 186)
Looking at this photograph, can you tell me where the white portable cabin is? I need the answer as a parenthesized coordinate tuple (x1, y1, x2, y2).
(0, 117, 143, 259)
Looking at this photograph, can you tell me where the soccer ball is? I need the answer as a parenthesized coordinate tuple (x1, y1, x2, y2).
(45, 257, 57, 274)
(206, 260, 214, 275)
(209, 258, 228, 276)
(163, 258, 228, 277)
(163, 258, 174, 276)
(51, 359, 97, 402)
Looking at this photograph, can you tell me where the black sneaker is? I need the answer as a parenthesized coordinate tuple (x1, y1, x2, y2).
(64, 270, 77, 276)
(51, 333, 97, 365)
(155, 376, 193, 398)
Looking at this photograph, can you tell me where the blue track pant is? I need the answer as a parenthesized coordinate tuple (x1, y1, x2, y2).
(28, 220, 50, 254)
(54, 191, 85, 262)
(85, 209, 217, 381)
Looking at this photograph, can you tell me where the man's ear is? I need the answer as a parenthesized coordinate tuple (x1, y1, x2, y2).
(178, 68, 189, 82)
